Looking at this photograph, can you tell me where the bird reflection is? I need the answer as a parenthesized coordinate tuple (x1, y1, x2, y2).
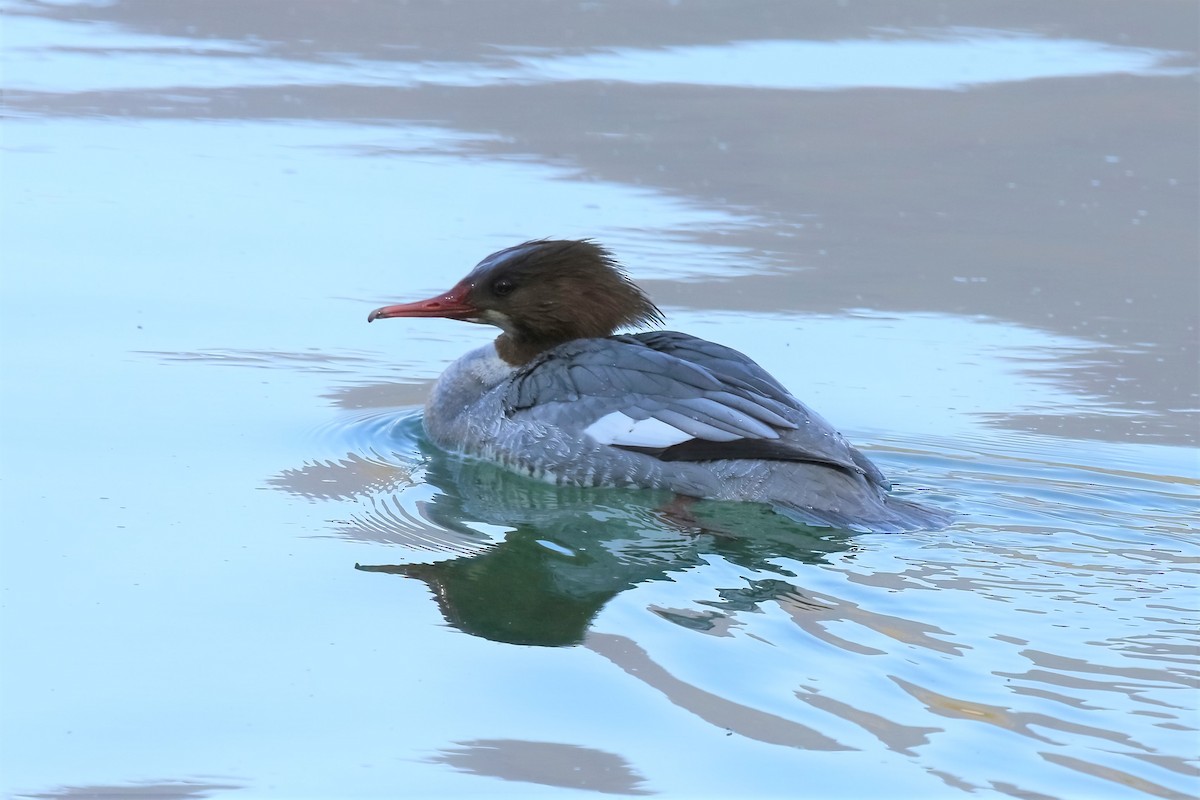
(270, 409, 853, 646)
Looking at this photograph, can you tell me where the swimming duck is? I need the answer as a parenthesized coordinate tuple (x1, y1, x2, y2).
(369, 239, 947, 532)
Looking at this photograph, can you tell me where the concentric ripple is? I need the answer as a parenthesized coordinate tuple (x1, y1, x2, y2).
(270, 407, 499, 555)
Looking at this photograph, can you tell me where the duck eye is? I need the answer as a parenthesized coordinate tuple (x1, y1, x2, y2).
(492, 278, 516, 297)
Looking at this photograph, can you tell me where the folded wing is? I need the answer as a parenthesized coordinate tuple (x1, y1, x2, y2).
(504, 332, 889, 487)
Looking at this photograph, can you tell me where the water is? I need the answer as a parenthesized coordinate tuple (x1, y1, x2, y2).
(2, 2, 1197, 798)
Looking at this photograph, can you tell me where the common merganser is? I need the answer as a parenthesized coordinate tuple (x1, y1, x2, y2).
(369, 239, 949, 532)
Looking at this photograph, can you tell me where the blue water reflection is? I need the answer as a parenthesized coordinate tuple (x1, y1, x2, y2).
(6, 10, 1193, 93)
(2, 3, 1197, 799)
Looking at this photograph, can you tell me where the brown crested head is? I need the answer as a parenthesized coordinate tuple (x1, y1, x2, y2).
(369, 239, 664, 364)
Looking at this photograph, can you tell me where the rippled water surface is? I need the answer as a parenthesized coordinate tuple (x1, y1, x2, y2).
(2, 2, 1197, 798)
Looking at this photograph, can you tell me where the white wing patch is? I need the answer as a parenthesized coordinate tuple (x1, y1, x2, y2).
(583, 411, 694, 448)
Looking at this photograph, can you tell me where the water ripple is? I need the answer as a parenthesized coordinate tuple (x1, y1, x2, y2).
(271, 408, 499, 555)
(269, 398, 1199, 797)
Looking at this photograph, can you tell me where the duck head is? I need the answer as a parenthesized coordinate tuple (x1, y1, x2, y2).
(369, 239, 664, 364)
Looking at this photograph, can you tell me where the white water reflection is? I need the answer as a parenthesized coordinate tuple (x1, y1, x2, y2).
(0, 117, 764, 305)
(5, 9, 1193, 93)
(508, 32, 1195, 90)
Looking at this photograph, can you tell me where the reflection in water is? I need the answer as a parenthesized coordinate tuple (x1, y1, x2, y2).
(587, 633, 851, 752)
(13, 780, 242, 799)
(427, 739, 652, 796)
(273, 405, 889, 749)
(505, 33, 1195, 90)
(7, 12, 1193, 93)
(358, 510, 845, 647)
(264, 400, 1198, 796)
(6, 1, 1197, 445)
(5, 2, 1197, 797)
(271, 409, 852, 646)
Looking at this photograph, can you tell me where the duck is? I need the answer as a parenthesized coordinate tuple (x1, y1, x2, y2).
(369, 239, 948, 532)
